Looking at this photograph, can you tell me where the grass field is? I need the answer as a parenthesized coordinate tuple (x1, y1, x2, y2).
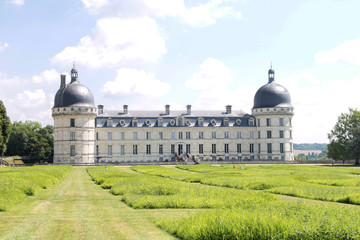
(1, 164, 360, 239)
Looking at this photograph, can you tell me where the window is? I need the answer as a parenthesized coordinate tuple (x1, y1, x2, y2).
(289, 118, 292, 127)
(96, 145, 99, 155)
(280, 143, 284, 153)
(258, 131, 261, 139)
(198, 118, 204, 127)
(159, 132, 163, 140)
(186, 132, 191, 139)
(120, 145, 125, 155)
(159, 145, 163, 155)
(96, 132, 99, 140)
(250, 144, 254, 153)
(108, 145, 112, 156)
(70, 118, 75, 127)
(267, 131, 272, 139)
(120, 132, 125, 140)
(280, 130, 284, 138)
(132, 119, 138, 127)
(186, 144, 191, 154)
(237, 131, 242, 139)
(158, 118, 163, 127)
(107, 118, 113, 127)
(258, 143, 261, 153)
(70, 132, 75, 141)
(146, 145, 151, 155)
(267, 143, 272, 153)
(290, 130, 293, 139)
(237, 144, 242, 153)
(279, 118, 284, 126)
(178, 132, 183, 139)
(70, 145, 75, 156)
(133, 132, 138, 140)
(224, 144, 229, 154)
(199, 131, 204, 139)
(199, 144, 204, 154)
(212, 131, 216, 139)
(250, 131, 254, 139)
(171, 144, 175, 154)
(133, 145, 138, 155)
(266, 118, 271, 126)
(108, 132, 112, 140)
(249, 118, 254, 126)
(146, 132, 151, 140)
(224, 131, 229, 139)
(171, 131, 175, 140)
(223, 118, 229, 127)
(257, 119, 260, 127)
(212, 144, 216, 154)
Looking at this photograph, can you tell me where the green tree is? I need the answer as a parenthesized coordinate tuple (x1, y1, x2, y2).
(6, 121, 53, 161)
(328, 108, 360, 165)
(0, 100, 11, 156)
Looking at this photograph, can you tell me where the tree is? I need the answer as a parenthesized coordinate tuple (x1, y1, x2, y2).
(328, 108, 360, 165)
(0, 100, 11, 156)
(6, 121, 53, 161)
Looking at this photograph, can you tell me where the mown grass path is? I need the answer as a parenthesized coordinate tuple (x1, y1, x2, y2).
(0, 167, 177, 240)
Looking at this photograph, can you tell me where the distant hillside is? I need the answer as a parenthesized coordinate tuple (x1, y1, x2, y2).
(293, 143, 327, 151)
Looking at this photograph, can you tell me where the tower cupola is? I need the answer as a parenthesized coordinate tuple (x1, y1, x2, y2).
(71, 62, 78, 83)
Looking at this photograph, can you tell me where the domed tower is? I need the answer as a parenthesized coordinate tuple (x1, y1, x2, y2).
(252, 68, 294, 161)
(52, 65, 97, 164)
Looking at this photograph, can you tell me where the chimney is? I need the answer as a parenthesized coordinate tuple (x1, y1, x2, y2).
(225, 105, 232, 114)
(123, 105, 128, 114)
(165, 104, 170, 115)
(60, 74, 66, 89)
(186, 105, 191, 115)
(98, 105, 104, 115)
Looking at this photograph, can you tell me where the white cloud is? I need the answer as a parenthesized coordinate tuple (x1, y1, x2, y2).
(0, 42, 9, 51)
(51, 17, 166, 68)
(6, 0, 24, 6)
(101, 68, 170, 98)
(31, 69, 60, 86)
(315, 39, 360, 66)
(186, 58, 231, 90)
(81, 0, 242, 27)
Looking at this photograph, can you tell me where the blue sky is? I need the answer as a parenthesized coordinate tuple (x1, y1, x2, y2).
(1, 0, 360, 143)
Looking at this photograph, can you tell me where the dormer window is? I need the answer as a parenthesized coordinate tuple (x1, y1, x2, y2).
(170, 119, 176, 126)
(249, 118, 255, 126)
(185, 119, 191, 126)
(145, 119, 152, 126)
(210, 119, 217, 126)
(119, 119, 126, 127)
(223, 117, 229, 127)
(107, 118, 113, 127)
(198, 117, 204, 127)
(132, 118, 138, 127)
(157, 118, 163, 127)
(177, 117, 184, 126)
(235, 119, 241, 126)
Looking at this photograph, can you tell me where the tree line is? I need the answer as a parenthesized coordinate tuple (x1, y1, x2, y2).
(0, 100, 53, 161)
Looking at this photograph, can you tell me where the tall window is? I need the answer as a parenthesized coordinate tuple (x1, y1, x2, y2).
(267, 131, 272, 139)
(70, 118, 75, 127)
(212, 131, 216, 139)
(266, 118, 271, 126)
(199, 144, 204, 154)
(237, 131, 242, 139)
(108, 145, 112, 156)
(267, 143, 272, 153)
(178, 132, 183, 139)
(96, 145, 99, 155)
(279, 130, 284, 138)
(146, 145, 151, 155)
(133, 145, 138, 155)
(237, 144, 242, 153)
(224, 131, 229, 139)
(186, 132, 191, 139)
(70, 145, 75, 156)
(146, 132, 151, 140)
(186, 144, 191, 154)
(108, 132, 112, 140)
(70, 132, 75, 141)
(159, 145, 163, 155)
(258, 131, 261, 139)
(250, 144, 254, 153)
(120, 132, 125, 140)
(199, 131, 204, 139)
(133, 132, 138, 140)
(258, 143, 261, 153)
(280, 143, 284, 153)
(171, 132, 175, 140)
(290, 130, 293, 139)
(96, 132, 99, 140)
(212, 144, 216, 154)
(159, 132, 163, 140)
(250, 131, 254, 139)
(257, 119, 260, 127)
(120, 145, 125, 155)
(279, 118, 284, 126)
(224, 144, 229, 154)
(171, 144, 175, 154)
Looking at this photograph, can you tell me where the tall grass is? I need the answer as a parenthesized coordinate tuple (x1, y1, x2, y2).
(0, 165, 72, 211)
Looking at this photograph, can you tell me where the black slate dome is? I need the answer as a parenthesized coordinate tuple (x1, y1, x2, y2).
(53, 66, 95, 108)
(253, 69, 292, 109)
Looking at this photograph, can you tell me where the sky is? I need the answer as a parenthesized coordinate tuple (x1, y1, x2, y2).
(1, 0, 360, 144)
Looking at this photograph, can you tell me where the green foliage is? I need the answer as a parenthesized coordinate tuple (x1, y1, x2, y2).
(0, 100, 11, 156)
(0, 165, 72, 211)
(6, 121, 54, 161)
(294, 143, 327, 151)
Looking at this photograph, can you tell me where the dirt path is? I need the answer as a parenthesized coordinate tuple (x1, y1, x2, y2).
(0, 167, 177, 240)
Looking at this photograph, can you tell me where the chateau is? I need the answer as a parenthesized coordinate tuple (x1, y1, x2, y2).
(52, 66, 294, 164)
